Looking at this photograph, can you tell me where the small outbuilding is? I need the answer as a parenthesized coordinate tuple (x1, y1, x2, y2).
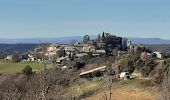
(153, 52, 164, 59)
(79, 66, 106, 78)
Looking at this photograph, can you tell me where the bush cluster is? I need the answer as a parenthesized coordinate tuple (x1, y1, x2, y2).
(120, 53, 157, 77)
(22, 65, 33, 75)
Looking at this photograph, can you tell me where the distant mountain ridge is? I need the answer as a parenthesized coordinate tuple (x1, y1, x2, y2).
(0, 44, 38, 53)
(0, 36, 83, 44)
(0, 36, 170, 44)
(129, 37, 170, 44)
(1, 36, 170, 53)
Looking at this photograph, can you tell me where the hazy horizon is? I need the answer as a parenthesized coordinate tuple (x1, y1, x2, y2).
(0, 35, 170, 40)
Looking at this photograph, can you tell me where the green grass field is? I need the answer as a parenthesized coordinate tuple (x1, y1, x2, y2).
(0, 60, 52, 73)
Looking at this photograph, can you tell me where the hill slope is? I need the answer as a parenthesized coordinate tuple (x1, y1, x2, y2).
(130, 38, 170, 44)
(0, 44, 38, 53)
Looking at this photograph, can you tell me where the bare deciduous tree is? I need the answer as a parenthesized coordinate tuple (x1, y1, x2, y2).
(158, 67, 170, 100)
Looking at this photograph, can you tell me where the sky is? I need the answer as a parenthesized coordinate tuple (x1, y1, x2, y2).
(0, 0, 170, 39)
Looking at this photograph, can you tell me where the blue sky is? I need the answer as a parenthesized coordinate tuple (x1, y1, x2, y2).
(0, 0, 170, 39)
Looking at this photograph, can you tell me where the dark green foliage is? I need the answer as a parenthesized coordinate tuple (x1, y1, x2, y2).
(164, 53, 170, 59)
(123, 60, 135, 74)
(120, 55, 137, 73)
(73, 62, 85, 70)
(57, 49, 66, 57)
(132, 53, 141, 62)
(22, 65, 33, 75)
(0, 51, 7, 59)
(105, 45, 112, 56)
(163, 59, 170, 73)
(80, 53, 93, 64)
(134, 57, 157, 77)
(83, 35, 90, 43)
(135, 59, 145, 71)
(102, 32, 106, 41)
(102, 32, 124, 51)
(97, 34, 101, 41)
(135, 47, 144, 55)
(140, 59, 157, 77)
(152, 53, 157, 58)
(120, 53, 157, 77)
(122, 54, 140, 73)
(72, 53, 95, 70)
(0, 44, 38, 53)
(104, 35, 117, 49)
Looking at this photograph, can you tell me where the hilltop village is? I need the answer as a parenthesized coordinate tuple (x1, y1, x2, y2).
(5, 32, 131, 69)
(4, 32, 165, 77)
(1, 32, 169, 100)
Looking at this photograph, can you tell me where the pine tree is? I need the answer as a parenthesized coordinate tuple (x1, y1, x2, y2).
(98, 34, 101, 41)
(83, 35, 90, 43)
(102, 32, 105, 41)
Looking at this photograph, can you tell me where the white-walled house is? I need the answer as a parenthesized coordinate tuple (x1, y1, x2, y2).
(5, 55, 12, 60)
(27, 54, 35, 61)
(21, 53, 35, 61)
(154, 52, 164, 59)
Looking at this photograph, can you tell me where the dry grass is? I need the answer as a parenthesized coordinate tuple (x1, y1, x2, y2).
(65, 79, 105, 98)
(64, 78, 156, 100)
(85, 86, 155, 100)
(83, 79, 156, 100)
